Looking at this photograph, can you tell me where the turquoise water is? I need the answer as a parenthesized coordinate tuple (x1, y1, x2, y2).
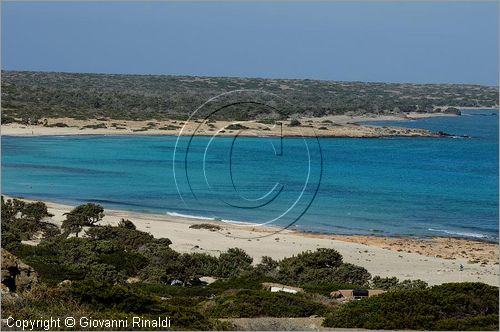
(2, 109, 498, 240)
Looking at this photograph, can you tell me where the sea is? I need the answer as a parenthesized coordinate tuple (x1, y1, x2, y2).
(2, 109, 498, 241)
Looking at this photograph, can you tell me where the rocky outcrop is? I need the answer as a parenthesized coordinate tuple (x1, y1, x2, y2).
(443, 107, 461, 115)
(1, 248, 38, 294)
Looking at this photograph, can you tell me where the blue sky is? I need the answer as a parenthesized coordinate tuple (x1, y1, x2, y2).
(2, 1, 498, 85)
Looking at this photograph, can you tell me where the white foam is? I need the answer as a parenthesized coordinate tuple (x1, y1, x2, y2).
(166, 211, 215, 221)
(166, 211, 262, 226)
(220, 218, 256, 225)
(428, 228, 490, 239)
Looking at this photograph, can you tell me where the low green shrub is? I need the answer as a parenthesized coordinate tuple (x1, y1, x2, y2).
(208, 289, 328, 318)
(131, 282, 213, 298)
(371, 275, 428, 290)
(277, 248, 371, 286)
(117, 218, 136, 230)
(15, 236, 147, 284)
(70, 280, 162, 313)
(225, 123, 249, 130)
(207, 273, 276, 294)
(45, 122, 69, 127)
(158, 125, 181, 130)
(323, 282, 499, 330)
(215, 248, 253, 278)
(68, 280, 231, 330)
(80, 123, 107, 129)
(189, 223, 222, 231)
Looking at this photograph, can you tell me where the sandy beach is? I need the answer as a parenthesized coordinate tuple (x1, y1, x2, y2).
(1, 112, 456, 138)
(12, 197, 499, 286)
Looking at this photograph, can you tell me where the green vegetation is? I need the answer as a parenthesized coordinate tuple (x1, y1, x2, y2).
(2, 197, 498, 330)
(1, 197, 57, 250)
(2, 71, 498, 122)
(217, 248, 253, 278)
(61, 203, 104, 236)
(44, 122, 70, 127)
(225, 123, 250, 130)
(323, 283, 499, 330)
(4, 282, 231, 331)
(189, 223, 222, 231)
(117, 218, 136, 229)
(207, 289, 329, 318)
(276, 248, 371, 286)
(371, 275, 428, 291)
(257, 119, 277, 125)
(158, 124, 181, 130)
(80, 123, 107, 129)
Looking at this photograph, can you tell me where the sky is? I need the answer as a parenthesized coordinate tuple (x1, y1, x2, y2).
(1, 1, 498, 85)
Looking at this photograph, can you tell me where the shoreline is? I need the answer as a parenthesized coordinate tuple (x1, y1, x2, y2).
(5, 195, 499, 286)
(6, 192, 498, 244)
(8, 194, 498, 244)
(1, 112, 464, 138)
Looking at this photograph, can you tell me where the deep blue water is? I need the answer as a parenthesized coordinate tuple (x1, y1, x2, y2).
(2, 109, 498, 241)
